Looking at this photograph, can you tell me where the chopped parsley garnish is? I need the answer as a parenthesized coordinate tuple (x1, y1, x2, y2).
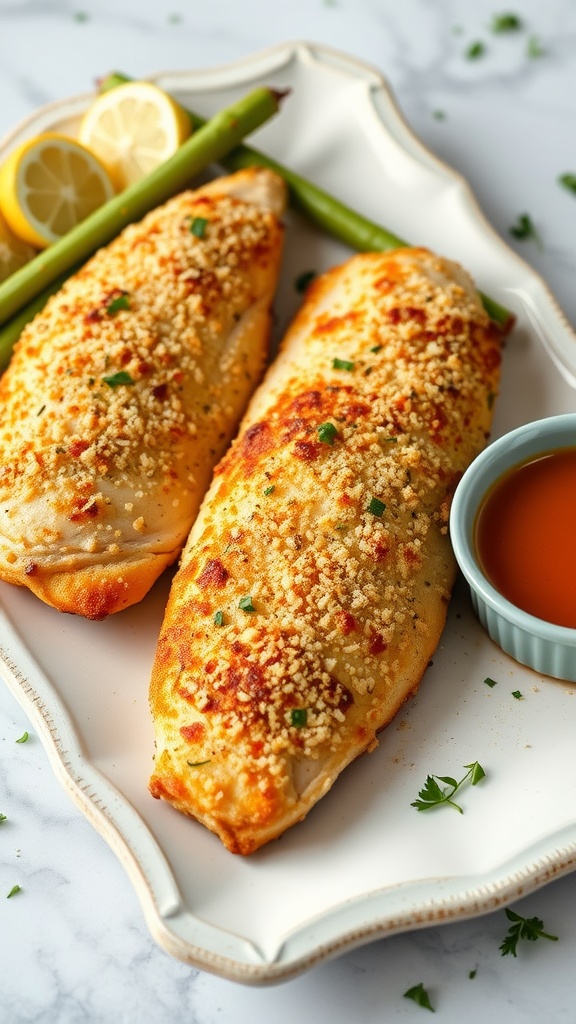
(403, 982, 435, 1012)
(187, 760, 211, 768)
(366, 496, 386, 517)
(490, 12, 522, 32)
(512, 689, 524, 700)
(213, 610, 224, 627)
(499, 908, 558, 956)
(106, 294, 131, 315)
(102, 370, 135, 388)
(15, 732, 29, 743)
(6, 885, 21, 899)
(332, 357, 355, 372)
(509, 213, 542, 248)
(411, 761, 485, 813)
(263, 484, 275, 496)
(466, 40, 486, 59)
(469, 969, 477, 979)
(484, 676, 498, 687)
(317, 421, 338, 445)
(295, 270, 316, 293)
(559, 173, 576, 194)
(0, 814, 6, 823)
(238, 595, 255, 613)
(370, 344, 382, 354)
(190, 216, 209, 238)
(290, 708, 308, 728)
(527, 35, 545, 58)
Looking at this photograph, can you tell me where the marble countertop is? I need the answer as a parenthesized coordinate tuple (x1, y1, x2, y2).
(2, 0, 576, 1021)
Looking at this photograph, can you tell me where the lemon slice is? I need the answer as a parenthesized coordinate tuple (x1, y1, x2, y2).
(0, 133, 116, 249)
(0, 209, 36, 282)
(78, 81, 192, 190)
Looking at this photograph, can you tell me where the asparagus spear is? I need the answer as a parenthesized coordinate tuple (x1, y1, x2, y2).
(0, 86, 283, 331)
(99, 72, 514, 332)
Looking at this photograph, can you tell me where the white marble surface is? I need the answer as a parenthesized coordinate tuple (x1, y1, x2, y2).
(2, 0, 576, 1021)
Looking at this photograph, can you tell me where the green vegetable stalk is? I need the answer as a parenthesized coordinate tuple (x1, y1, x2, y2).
(0, 85, 284, 340)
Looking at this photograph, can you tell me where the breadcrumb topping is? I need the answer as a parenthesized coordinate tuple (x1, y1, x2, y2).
(149, 248, 502, 853)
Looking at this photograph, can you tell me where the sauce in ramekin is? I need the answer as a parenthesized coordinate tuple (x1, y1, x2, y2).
(475, 447, 576, 629)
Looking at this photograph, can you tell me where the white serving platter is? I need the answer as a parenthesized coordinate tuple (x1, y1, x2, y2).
(1, 41, 576, 985)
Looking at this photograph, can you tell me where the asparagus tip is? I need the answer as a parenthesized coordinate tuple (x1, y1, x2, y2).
(270, 87, 292, 106)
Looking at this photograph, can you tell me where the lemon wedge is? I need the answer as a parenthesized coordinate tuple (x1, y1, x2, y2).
(78, 81, 192, 190)
(0, 209, 36, 282)
(0, 133, 116, 250)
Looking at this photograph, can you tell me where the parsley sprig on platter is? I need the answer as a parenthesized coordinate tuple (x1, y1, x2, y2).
(411, 761, 485, 814)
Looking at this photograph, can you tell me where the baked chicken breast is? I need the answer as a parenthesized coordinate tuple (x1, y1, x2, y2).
(149, 248, 502, 854)
(0, 168, 286, 618)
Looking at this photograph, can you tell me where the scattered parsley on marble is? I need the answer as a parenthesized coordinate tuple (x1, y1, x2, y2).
(509, 213, 542, 248)
(403, 982, 435, 1012)
(499, 908, 558, 956)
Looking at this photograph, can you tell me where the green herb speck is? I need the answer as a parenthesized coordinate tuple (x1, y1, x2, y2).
(490, 13, 522, 32)
(264, 484, 275, 496)
(317, 421, 338, 445)
(102, 371, 135, 388)
(190, 216, 208, 238)
(512, 689, 524, 700)
(466, 41, 486, 59)
(332, 357, 355, 372)
(213, 611, 224, 627)
(559, 173, 576, 194)
(509, 213, 542, 248)
(291, 708, 308, 728)
(527, 35, 545, 58)
(367, 496, 386, 517)
(239, 595, 255, 613)
(106, 294, 131, 315)
(484, 676, 498, 688)
(7, 885, 21, 899)
(15, 732, 29, 744)
(403, 982, 435, 1012)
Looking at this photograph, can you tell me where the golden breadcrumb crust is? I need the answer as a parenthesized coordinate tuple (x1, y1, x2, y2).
(0, 169, 286, 618)
(149, 247, 502, 854)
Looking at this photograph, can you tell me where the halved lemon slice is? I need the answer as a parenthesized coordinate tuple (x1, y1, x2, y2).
(0, 209, 36, 282)
(78, 81, 192, 190)
(0, 133, 116, 249)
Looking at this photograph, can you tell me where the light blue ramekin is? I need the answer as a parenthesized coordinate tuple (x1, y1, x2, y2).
(450, 413, 576, 682)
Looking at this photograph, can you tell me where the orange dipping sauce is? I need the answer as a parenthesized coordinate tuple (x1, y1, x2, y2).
(475, 447, 576, 629)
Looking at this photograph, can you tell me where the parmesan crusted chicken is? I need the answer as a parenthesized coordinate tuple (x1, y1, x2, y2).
(149, 248, 502, 854)
(0, 168, 286, 618)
